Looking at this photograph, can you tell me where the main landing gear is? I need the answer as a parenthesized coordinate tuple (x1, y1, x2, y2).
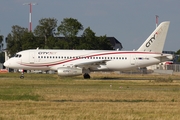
(83, 73, 91, 79)
(82, 68, 91, 79)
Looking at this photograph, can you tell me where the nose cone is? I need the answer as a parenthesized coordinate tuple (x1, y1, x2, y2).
(3, 61, 9, 67)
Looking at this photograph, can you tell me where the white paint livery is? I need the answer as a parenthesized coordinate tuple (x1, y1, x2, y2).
(4, 21, 172, 78)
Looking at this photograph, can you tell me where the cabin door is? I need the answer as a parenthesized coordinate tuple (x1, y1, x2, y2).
(130, 55, 136, 65)
(29, 51, 35, 64)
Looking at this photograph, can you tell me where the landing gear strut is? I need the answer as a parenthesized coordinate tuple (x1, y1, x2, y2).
(83, 73, 91, 79)
(19, 69, 24, 79)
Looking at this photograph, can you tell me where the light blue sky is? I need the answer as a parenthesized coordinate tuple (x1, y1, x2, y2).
(0, 0, 180, 51)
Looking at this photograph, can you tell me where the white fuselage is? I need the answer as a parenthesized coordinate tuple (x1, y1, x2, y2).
(4, 49, 173, 71)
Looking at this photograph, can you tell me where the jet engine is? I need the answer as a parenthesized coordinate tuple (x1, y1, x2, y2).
(57, 67, 82, 76)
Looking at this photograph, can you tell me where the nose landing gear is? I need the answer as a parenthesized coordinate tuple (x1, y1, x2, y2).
(19, 69, 24, 79)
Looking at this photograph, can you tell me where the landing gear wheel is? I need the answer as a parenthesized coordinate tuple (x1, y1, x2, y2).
(83, 73, 91, 79)
(20, 75, 24, 79)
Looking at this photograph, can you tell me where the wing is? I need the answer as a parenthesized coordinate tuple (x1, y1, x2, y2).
(74, 60, 109, 69)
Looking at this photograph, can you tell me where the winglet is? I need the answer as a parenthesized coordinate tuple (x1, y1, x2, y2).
(137, 21, 170, 53)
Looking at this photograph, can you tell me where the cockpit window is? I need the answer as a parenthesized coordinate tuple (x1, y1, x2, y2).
(15, 54, 18, 57)
(15, 54, 22, 58)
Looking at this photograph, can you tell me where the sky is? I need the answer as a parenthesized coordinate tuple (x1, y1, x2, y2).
(0, 0, 180, 51)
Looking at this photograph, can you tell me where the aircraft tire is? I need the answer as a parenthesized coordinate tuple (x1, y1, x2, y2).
(83, 73, 91, 79)
(20, 76, 24, 79)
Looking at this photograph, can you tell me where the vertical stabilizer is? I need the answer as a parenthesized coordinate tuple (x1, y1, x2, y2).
(137, 21, 170, 53)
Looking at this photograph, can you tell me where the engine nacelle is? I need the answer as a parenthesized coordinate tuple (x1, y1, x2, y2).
(57, 67, 82, 76)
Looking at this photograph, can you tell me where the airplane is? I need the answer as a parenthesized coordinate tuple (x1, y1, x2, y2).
(4, 21, 173, 79)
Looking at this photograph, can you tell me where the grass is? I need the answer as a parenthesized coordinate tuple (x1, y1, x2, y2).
(0, 73, 180, 120)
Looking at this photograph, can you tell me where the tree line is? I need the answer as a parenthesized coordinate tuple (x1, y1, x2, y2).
(5, 17, 113, 56)
(1, 17, 180, 62)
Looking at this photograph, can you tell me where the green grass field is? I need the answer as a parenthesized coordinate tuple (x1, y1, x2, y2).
(0, 73, 180, 120)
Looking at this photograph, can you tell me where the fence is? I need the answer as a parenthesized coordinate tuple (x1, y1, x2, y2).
(146, 64, 180, 74)
(166, 64, 180, 72)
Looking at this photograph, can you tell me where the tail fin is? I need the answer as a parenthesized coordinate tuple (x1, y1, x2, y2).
(137, 21, 170, 53)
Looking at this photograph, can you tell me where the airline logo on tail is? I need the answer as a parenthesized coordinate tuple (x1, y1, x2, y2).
(146, 33, 157, 47)
(146, 27, 162, 48)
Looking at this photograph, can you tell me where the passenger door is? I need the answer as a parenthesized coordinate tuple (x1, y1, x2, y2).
(29, 51, 35, 64)
(130, 55, 136, 66)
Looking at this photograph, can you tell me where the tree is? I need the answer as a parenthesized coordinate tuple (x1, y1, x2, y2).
(34, 18, 58, 47)
(0, 52, 5, 63)
(176, 49, 180, 54)
(0, 35, 3, 50)
(46, 36, 58, 49)
(56, 38, 69, 49)
(79, 27, 112, 50)
(176, 49, 180, 62)
(6, 25, 28, 56)
(57, 18, 83, 49)
(21, 32, 44, 50)
(0, 35, 3, 43)
(57, 18, 83, 38)
(97, 35, 112, 50)
(79, 27, 97, 49)
(5, 17, 113, 51)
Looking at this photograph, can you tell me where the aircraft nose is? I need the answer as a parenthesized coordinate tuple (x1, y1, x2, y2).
(4, 61, 9, 67)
